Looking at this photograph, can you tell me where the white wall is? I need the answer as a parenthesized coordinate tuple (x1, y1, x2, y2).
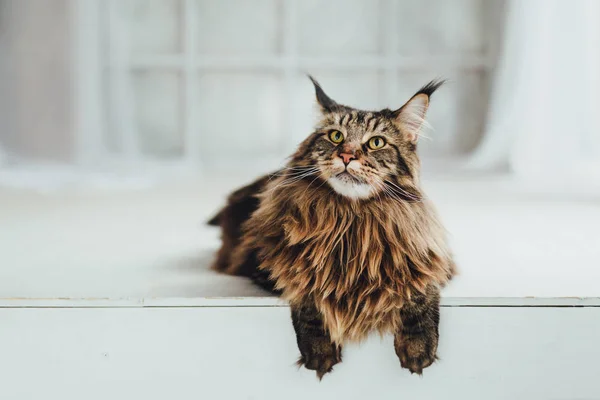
(0, 0, 18, 161)
(0, 0, 75, 162)
(0, 0, 505, 169)
(117, 0, 503, 165)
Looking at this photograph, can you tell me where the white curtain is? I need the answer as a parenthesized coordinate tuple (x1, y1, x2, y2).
(469, 0, 600, 187)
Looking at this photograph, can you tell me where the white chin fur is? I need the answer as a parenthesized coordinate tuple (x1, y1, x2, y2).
(328, 176, 373, 200)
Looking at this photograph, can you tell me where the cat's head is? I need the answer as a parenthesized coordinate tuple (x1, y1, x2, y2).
(291, 76, 443, 202)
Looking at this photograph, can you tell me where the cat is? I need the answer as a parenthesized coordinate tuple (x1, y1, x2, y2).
(209, 76, 456, 379)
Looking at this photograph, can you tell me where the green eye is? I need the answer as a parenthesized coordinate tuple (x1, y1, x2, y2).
(328, 130, 344, 144)
(368, 136, 386, 150)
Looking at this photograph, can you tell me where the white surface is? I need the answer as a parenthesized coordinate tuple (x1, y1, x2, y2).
(1, 307, 599, 400)
(1, 174, 599, 399)
(1, 174, 599, 303)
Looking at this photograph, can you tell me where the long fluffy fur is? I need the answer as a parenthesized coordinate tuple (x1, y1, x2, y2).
(212, 78, 455, 346)
(218, 174, 454, 344)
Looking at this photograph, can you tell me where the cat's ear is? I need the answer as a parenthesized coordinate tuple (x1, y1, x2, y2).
(308, 75, 338, 113)
(392, 79, 445, 142)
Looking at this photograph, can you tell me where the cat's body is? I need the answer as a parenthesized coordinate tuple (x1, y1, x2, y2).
(210, 77, 456, 378)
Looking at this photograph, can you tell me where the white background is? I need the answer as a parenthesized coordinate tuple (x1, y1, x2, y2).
(0, 0, 504, 170)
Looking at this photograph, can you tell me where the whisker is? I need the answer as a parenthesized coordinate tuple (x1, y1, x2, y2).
(372, 181, 386, 208)
(384, 180, 421, 200)
(301, 174, 323, 197)
(268, 169, 319, 181)
(378, 179, 422, 203)
(266, 169, 319, 194)
(270, 166, 319, 177)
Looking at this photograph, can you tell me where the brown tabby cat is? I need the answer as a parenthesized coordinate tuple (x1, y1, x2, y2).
(209, 76, 456, 379)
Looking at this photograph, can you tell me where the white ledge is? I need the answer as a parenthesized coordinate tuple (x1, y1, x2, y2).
(1, 175, 599, 308)
(1, 296, 599, 308)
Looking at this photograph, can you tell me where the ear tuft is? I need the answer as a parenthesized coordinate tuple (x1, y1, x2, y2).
(393, 79, 445, 142)
(415, 78, 446, 98)
(308, 75, 338, 113)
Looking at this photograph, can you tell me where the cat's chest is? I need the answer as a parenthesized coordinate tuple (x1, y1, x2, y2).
(299, 221, 402, 279)
(277, 204, 422, 293)
(268, 207, 421, 320)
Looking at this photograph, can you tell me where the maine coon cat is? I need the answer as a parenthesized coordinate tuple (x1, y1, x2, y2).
(209, 77, 456, 379)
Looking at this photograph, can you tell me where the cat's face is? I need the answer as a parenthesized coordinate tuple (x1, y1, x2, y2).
(306, 108, 418, 201)
(292, 77, 443, 201)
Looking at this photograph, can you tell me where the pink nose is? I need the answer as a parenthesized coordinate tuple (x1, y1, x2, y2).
(339, 152, 356, 165)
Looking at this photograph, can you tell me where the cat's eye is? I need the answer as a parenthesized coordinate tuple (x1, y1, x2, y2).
(368, 136, 386, 150)
(328, 130, 344, 144)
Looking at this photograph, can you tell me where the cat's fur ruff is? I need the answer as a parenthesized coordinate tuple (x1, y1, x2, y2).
(210, 77, 456, 378)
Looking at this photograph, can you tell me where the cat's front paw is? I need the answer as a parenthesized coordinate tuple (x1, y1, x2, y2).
(394, 334, 438, 375)
(297, 342, 342, 380)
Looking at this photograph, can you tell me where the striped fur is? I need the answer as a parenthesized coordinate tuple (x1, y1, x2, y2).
(211, 77, 456, 377)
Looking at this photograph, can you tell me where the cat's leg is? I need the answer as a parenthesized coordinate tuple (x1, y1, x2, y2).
(291, 302, 342, 379)
(394, 285, 440, 375)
